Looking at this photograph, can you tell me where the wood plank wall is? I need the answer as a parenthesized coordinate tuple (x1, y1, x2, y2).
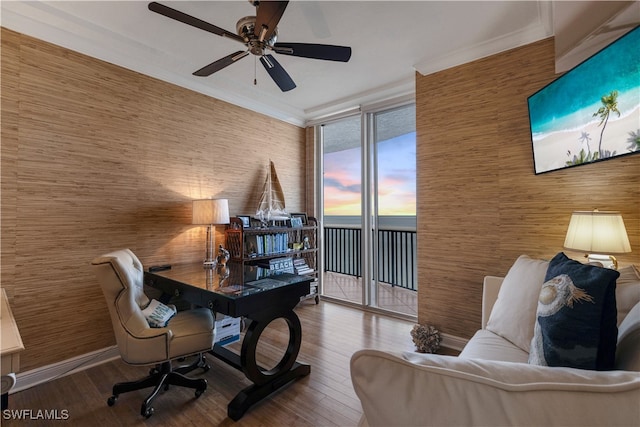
(416, 37, 640, 339)
(0, 28, 306, 371)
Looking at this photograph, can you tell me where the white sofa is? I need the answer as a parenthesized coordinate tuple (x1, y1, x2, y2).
(351, 256, 640, 427)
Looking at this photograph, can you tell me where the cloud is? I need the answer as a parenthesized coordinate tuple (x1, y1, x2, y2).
(324, 177, 361, 194)
(323, 131, 416, 215)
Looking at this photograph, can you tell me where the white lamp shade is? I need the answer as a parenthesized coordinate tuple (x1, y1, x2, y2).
(192, 199, 230, 225)
(564, 210, 631, 254)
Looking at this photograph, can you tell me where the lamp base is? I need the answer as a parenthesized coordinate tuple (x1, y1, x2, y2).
(585, 253, 618, 270)
(202, 224, 217, 269)
(203, 260, 217, 269)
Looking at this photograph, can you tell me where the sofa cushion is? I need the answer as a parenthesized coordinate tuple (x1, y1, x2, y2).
(459, 329, 529, 363)
(616, 302, 640, 371)
(485, 255, 549, 352)
(528, 252, 619, 370)
(616, 265, 640, 326)
(351, 349, 640, 427)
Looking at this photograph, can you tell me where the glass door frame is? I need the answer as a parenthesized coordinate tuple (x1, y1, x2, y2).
(314, 94, 416, 315)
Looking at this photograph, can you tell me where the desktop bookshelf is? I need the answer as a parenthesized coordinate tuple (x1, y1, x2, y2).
(225, 217, 319, 303)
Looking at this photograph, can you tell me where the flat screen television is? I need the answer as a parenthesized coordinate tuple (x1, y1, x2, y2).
(527, 26, 640, 174)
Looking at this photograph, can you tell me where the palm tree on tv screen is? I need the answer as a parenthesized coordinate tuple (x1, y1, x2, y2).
(593, 90, 620, 157)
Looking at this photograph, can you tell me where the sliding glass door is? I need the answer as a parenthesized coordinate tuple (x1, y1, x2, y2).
(319, 102, 416, 317)
(321, 114, 362, 305)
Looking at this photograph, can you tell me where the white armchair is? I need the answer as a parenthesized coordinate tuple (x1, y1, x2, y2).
(351, 257, 640, 427)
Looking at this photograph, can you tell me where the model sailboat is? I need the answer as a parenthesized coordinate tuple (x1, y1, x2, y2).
(256, 161, 289, 223)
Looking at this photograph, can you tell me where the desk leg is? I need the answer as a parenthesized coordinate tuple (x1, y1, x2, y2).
(211, 308, 310, 421)
(228, 362, 310, 421)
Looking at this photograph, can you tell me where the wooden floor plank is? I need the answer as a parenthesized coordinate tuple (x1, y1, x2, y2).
(4, 301, 446, 426)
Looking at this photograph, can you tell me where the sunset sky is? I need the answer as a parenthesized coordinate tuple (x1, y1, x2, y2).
(323, 132, 416, 216)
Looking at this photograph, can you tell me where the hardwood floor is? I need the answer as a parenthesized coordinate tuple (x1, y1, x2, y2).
(4, 301, 431, 426)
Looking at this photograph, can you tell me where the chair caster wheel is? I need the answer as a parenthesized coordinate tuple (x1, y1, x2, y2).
(107, 395, 118, 406)
(141, 404, 154, 418)
(195, 378, 207, 398)
(202, 364, 210, 373)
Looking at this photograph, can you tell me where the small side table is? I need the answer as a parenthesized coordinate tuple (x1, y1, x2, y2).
(1, 289, 24, 409)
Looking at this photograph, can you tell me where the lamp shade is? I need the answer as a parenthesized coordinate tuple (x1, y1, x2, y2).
(563, 210, 631, 254)
(192, 199, 230, 225)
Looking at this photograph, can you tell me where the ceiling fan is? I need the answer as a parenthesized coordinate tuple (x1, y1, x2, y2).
(148, 1, 352, 92)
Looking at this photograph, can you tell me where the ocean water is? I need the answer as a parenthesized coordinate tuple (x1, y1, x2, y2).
(529, 26, 640, 140)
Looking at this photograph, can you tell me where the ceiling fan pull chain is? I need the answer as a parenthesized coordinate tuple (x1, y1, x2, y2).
(254, 56, 257, 86)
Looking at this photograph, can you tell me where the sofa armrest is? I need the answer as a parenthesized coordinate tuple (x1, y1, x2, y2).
(350, 349, 640, 427)
(482, 276, 503, 329)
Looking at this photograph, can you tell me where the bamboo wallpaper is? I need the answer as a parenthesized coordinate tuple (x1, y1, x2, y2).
(416, 37, 640, 339)
(1, 28, 306, 371)
(2, 27, 639, 373)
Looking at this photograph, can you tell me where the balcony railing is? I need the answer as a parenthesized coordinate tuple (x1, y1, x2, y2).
(324, 222, 417, 291)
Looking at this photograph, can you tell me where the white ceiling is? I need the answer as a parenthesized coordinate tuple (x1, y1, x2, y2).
(1, 1, 554, 126)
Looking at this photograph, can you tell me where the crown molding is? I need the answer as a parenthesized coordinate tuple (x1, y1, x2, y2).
(414, 1, 553, 76)
(1, 2, 307, 127)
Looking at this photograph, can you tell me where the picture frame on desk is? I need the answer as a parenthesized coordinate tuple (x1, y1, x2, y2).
(237, 215, 251, 229)
(290, 213, 307, 226)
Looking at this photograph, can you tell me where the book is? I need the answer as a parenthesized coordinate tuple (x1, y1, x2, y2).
(268, 257, 294, 274)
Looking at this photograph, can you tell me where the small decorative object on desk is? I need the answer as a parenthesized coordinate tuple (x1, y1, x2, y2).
(217, 245, 230, 266)
(411, 324, 441, 353)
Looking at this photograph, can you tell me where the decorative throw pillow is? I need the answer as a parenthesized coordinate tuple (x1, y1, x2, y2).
(141, 299, 176, 328)
(528, 252, 619, 370)
(486, 255, 549, 352)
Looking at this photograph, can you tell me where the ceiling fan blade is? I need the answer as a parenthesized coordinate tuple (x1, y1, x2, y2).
(254, 1, 289, 41)
(260, 54, 296, 92)
(273, 43, 352, 62)
(148, 2, 244, 43)
(193, 51, 249, 77)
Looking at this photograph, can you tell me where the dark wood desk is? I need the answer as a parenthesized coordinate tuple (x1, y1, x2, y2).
(144, 262, 311, 421)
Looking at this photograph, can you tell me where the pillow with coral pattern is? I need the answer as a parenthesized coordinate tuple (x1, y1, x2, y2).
(529, 253, 619, 370)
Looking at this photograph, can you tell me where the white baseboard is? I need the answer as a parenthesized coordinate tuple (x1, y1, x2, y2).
(13, 346, 120, 393)
(441, 333, 468, 352)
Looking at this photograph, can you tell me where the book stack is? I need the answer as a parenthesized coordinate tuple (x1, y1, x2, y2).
(245, 233, 290, 257)
(293, 258, 314, 275)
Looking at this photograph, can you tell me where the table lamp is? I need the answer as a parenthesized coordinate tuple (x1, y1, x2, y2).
(563, 209, 631, 269)
(192, 198, 230, 268)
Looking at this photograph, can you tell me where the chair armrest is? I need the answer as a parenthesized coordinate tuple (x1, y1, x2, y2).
(481, 276, 503, 329)
(350, 349, 640, 427)
(134, 327, 173, 340)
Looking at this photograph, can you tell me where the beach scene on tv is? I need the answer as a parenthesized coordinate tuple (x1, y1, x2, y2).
(528, 26, 640, 174)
